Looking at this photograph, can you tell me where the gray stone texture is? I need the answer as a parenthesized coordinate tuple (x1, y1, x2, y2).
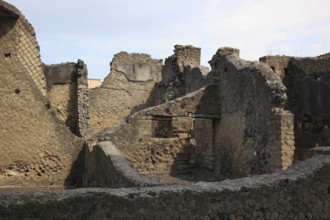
(1, 2, 330, 219)
(153, 45, 211, 105)
(206, 48, 293, 177)
(0, 155, 329, 220)
(83, 141, 159, 188)
(260, 55, 330, 161)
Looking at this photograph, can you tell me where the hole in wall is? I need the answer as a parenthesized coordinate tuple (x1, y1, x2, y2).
(270, 66, 275, 72)
(14, 88, 20, 94)
(45, 102, 51, 109)
(4, 53, 11, 58)
(284, 68, 288, 75)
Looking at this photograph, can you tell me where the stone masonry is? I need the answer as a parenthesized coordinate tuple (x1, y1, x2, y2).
(0, 1, 85, 187)
(208, 48, 293, 177)
(260, 54, 330, 161)
(89, 52, 162, 133)
(0, 1, 46, 96)
(0, 1, 329, 219)
(0, 155, 329, 219)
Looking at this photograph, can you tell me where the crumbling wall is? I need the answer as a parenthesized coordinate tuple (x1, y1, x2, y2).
(286, 57, 330, 160)
(0, 60, 85, 186)
(1, 155, 329, 219)
(75, 60, 90, 137)
(259, 56, 291, 79)
(260, 55, 330, 161)
(90, 88, 205, 178)
(90, 47, 295, 179)
(0, 1, 46, 96)
(43, 60, 90, 137)
(0, 1, 85, 186)
(189, 84, 221, 170)
(83, 141, 159, 188)
(210, 48, 294, 177)
(44, 62, 78, 133)
(154, 45, 210, 104)
(89, 52, 162, 133)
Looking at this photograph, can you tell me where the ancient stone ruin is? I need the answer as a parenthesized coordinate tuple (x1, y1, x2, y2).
(0, 1, 329, 219)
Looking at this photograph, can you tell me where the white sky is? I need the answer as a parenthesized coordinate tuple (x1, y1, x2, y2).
(6, 0, 330, 80)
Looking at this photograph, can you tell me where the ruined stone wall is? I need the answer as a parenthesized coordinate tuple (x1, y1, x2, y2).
(154, 45, 210, 104)
(0, 1, 46, 96)
(266, 111, 295, 172)
(191, 118, 216, 169)
(259, 56, 291, 79)
(89, 46, 210, 134)
(93, 88, 205, 177)
(89, 52, 162, 133)
(161, 45, 202, 82)
(0, 1, 85, 186)
(1, 155, 329, 220)
(44, 62, 78, 133)
(189, 85, 222, 170)
(286, 57, 330, 160)
(83, 141, 159, 188)
(76, 60, 90, 137)
(0, 60, 85, 186)
(43, 60, 90, 137)
(210, 48, 293, 177)
(261, 55, 330, 161)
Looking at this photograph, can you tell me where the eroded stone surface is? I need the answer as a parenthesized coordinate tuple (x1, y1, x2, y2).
(0, 2, 329, 219)
(0, 155, 329, 220)
(0, 1, 85, 187)
(260, 55, 330, 161)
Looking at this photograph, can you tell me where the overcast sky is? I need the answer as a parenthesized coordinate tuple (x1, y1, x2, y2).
(6, 0, 330, 80)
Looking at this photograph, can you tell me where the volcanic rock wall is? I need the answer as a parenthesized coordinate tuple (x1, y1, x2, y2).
(153, 45, 210, 105)
(89, 52, 162, 133)
(209, 48, 294, 177)
(0, 1, 85, 186)
(86, 47, 295, 181)
(85, 88, 206, 182)
(0, 1, 46, 96)
(1, 155, 329, 219)
(260, 55, 330, 161)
